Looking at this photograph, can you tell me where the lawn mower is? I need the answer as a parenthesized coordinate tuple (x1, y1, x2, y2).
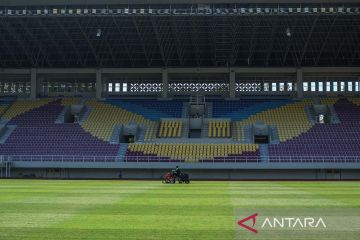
(162, 171, 190, 184)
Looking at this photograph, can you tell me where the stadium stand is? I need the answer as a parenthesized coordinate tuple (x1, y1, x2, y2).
(350, 98, 360, 106)
(235, 99, 313, 142)
(82, 100, 155, 141)
(1, 99, 53, 120)
(126, 143, 259, 162)
(269, 98, 360, 158)
(208, 121, 231, 138)
(105, 99, 184, 120)
(2, 97, 360, 162)
(0, 95, 359, 178)
(212, 99, 293, 120)
(158, 121, 183, 138)
(61, 98, 82, 106)
(0, 1, 359, 181)
(0, 99, 119, 157)
(0, 104, 8, 116)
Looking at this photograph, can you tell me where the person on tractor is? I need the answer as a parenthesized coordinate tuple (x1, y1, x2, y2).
(171, 166, 181, 179)
(175, 166, 181, 177)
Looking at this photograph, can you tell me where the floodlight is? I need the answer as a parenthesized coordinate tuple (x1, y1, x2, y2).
(96, 29, 102, 37)
(286, 28, 291, 37)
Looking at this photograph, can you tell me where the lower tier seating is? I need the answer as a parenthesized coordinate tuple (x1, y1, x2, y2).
(208, 121, 231, 138)
(126, 143, 259, 162)
(158, 121, 182, 138)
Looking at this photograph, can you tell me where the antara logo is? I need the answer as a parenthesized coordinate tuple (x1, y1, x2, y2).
(237, 213, 327, 233)
(237, 213, 258, 233)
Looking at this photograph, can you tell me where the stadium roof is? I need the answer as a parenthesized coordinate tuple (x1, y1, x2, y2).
(1, 0, 360, 6)
(0, 2, 359, 68)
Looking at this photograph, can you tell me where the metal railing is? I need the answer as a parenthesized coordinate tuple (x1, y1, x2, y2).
(3, 155, 360, 163)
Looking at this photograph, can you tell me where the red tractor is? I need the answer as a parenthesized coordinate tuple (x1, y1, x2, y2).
(162, 171, 190, 184)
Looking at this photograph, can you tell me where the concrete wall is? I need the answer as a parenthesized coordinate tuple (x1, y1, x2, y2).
(2, 67, 360, 99)
(8, 168, 360, 180)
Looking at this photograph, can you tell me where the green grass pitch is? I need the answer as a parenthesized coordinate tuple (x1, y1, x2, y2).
(0, 180, 359, 240)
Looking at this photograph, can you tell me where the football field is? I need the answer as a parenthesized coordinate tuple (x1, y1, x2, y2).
(0, 180, 359, 240)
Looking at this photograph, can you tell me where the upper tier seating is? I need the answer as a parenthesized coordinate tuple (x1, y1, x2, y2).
(320, 97, 339, 105)
(61, 98, 82, 106)
(106, 99, 292, 120)
(126, 143, 259, 162)
(0, 104, 8, 116)
(208, 121, 231, 138)
(269, 98, 360, 158)
(350, 97, 360, 106)
(235, 99, 313, 142)
(212, 99, 293, 120)
(2, 99, 52, 120)
(82, 100, 156, 141)
(158, 121, 182, 138)
(105, 99, 184, 120)
(0, 99, 119, 157)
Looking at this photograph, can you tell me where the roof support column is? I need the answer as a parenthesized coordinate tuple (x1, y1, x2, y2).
(30, 68, 38, 99)
(297, 68, 303, 99)
(96, 69, 103, 100)
(161, 68, 169, 99)
(229, 70, 236, 99)
(226, 69, 238, 100)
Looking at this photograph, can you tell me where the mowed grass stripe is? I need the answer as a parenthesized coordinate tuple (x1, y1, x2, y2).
(50, 181, 234, 238)
(0, 180, 359, 240)
(0, 228, 235, 240)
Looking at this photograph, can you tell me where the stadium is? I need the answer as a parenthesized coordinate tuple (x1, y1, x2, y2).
(0, 0, 359, 239)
